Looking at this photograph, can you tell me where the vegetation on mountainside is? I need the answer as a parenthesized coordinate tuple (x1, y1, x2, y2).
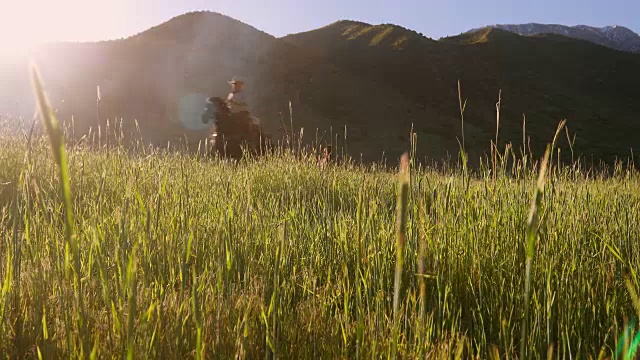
(2, 11, 640, 166)
(284, 22, 640, 164)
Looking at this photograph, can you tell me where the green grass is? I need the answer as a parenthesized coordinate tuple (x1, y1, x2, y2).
(0, 78, 640, 358)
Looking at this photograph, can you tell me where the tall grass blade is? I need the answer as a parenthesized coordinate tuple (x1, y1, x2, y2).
(520, 145, 550, 359)
(391, 152, 410, 359)
(31, 64, 91, 359)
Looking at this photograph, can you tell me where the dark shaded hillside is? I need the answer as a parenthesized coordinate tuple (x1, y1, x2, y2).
(284, 23, 640, 163)
(2, 12, 640, 164)
(24, 12, 307, 143)
(2, 12, 446, 161)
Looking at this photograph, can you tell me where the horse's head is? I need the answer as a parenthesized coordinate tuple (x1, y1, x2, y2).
(207, 97, 229, 112)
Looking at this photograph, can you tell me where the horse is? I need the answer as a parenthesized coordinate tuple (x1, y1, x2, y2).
(203, 96, 272, 159)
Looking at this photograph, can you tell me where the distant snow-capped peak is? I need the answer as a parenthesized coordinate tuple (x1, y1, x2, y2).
(474, 23, 640, 53)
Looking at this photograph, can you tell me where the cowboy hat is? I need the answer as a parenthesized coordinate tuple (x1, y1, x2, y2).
(228, 78, 245, 87)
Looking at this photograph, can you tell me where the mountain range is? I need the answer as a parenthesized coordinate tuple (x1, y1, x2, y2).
(1, 11, 639, 164)
(479, 23, 640, 54)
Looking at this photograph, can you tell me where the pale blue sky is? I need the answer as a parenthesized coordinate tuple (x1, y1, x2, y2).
(0, 0, 637, 47)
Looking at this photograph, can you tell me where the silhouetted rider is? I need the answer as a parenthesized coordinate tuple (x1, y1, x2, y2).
(226, 78, 250, 118)
(201, 77, 249, 124)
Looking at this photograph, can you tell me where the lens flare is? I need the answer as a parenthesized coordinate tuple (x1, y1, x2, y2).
(178, 93, 211, 131)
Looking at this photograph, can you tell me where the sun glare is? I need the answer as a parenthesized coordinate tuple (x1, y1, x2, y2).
(0, 0, 128, 56)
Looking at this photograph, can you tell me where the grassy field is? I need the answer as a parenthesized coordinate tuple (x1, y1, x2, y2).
(1, 79, 640, 359)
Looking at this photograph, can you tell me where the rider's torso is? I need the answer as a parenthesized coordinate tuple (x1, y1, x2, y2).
(227, 91, 248, 113)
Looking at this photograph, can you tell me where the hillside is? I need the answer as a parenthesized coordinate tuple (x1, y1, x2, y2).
(1, 12, 449, 161)
(6, 11, 324, 142)
(2, 13, 640, 163)
(284, 23, 640, 163)
(478, 23, 640, 54)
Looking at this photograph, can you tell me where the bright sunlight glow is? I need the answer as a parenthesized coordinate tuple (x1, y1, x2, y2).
(0, 0, 130, 56)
